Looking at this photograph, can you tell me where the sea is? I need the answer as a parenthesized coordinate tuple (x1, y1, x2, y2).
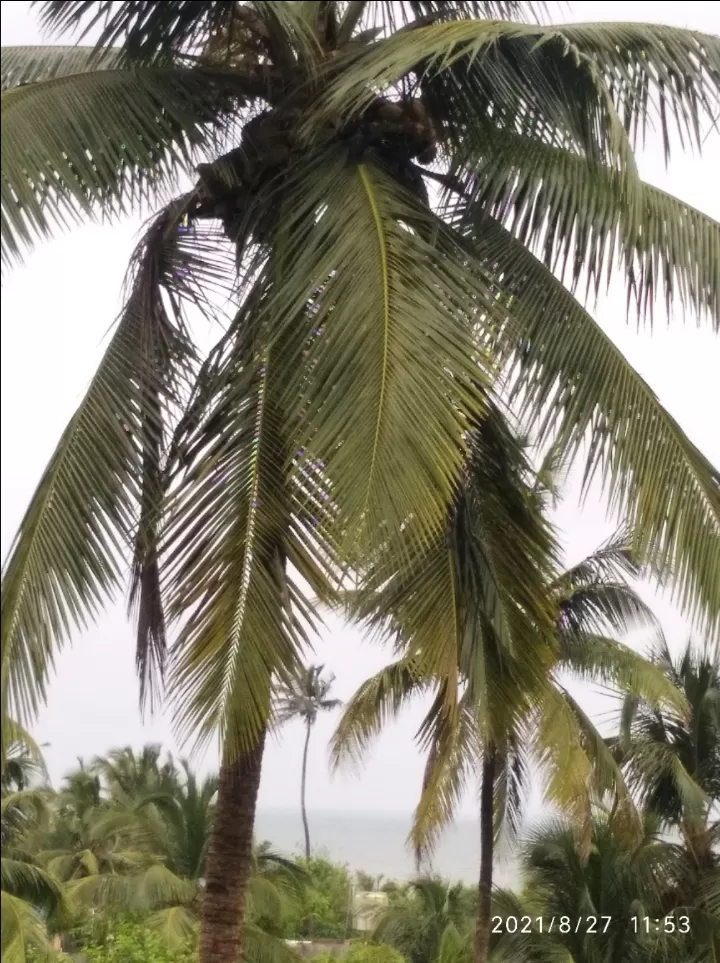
(254, 809, 520, 888)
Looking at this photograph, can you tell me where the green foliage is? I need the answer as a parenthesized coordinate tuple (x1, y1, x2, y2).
(81, 918, 196, 963)
(280, 856, 354, 939)
(2, 0, 720, 763)
(2, 11, 719, 958)
(344, 943, 408, 963)
(491, 813, 713, 963)
(1, 745, 308, 960)
(373, 877, 474, 963)
(312, 945, 408, 963)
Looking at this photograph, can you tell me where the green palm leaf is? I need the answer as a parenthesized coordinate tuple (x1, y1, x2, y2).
(0, 890, 55, 963)
(559, 635, 687, 718)
(162, 290, 328, 757)
(312, 19, 634, 166)
(556, 22, 720, 156)
(146, 904, 198, 951)
(411, 692, 481, 858)
(329, 659, 427, 771)
(461, 213, 720, 640)
(244, 922, 302, 963)
(264, 152, 491, 555)
(458, 131, 720, 325)
(1, 50, 259, 264)
(1, 204, 201, 727)
(37, 1, 269, 63)
(1, 44, 121, 89)
(313, 21, 719, 176)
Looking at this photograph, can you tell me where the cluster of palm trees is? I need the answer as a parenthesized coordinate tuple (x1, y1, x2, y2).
(4, 635, 717, 963)
(370, 640, 719, 963)
(1, 2, 719, 963)
(1, 740, 306, 962)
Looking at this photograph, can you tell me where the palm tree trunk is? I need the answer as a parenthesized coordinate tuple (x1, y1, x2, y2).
(475, 745, 497, 963)
(198, 728, 266, 963)
(301, 719, 312, 861)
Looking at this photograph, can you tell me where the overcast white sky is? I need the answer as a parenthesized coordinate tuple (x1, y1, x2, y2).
(1, 1, 719, 820)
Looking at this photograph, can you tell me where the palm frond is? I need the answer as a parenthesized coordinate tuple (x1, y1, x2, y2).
(459, 131, 720, 325)
(264, 151, 491, 556)
(1, 719, 47, 778)
(1, 201, 206, 727)
(163, 284, 329, 757)
(311, 19, 640, 169)
(410, 693, 480, 860)
(0, 857, 62, 907)
(531, 684, 602, 856)
(146, 903, 198, 951)
(63, 862, 193, 912)
(330, 659, 424, 770)
(493, 733, 531, 846)
(558, 688, 641, 835)
(1, 44, 121, 89)
(556, 22, 720, 157)
(246, 873, 285, 922)
(1, 51, 258, 264)
(552, 527, 640, 590)
(0, 890, 54, 963)
(36, 1, 254, 63)
(461, 212, 720, 641)
(559, 635, 688, 718)
(557, 583, 662, 644)
(245, 922, 302, 963)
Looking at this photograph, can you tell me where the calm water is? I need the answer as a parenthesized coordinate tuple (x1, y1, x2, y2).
(255, 809, 520, 888)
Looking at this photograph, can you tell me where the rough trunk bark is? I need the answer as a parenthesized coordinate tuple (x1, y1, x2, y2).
(301, 720, 312, 861)
(475, 745, 497, 963)
(198, 728, 266, 963)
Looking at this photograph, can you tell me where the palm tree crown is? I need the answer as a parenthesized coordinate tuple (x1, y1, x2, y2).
(2, 4, 719, 961)
(2, 1, 719, 747)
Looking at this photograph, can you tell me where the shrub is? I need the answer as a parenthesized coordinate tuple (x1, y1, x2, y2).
(81, 919, 196, 963)
(345, 942, 408, 963)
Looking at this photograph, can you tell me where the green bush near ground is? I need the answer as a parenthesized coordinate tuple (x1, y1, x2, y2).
(80, 919, 196, 963)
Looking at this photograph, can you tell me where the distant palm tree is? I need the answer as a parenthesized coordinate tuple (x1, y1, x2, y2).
(92, 744, 178, 802)
(374, 876, 472, 963)
(276, 666, 341, 860)
(1, 732, 61, 963)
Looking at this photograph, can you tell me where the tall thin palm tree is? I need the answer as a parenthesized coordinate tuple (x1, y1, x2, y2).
(2, 4, 719, 961)
(276, 665, 341, 860)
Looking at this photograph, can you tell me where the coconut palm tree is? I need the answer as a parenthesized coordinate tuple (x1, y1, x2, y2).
(33, 762, 191, 920)
(332, 414, 686, 963)
(1, 734, 61, 963)
(374, 876, 473, 963)
(2, 5, 720, 961)
(92, 744, 179, 802)
(617, 640, 720, 828)
(275, 665, 341, 860)
(491, 813, 698, 963)
(1, 791, 63, 963)
(614, 640, 720, 959)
